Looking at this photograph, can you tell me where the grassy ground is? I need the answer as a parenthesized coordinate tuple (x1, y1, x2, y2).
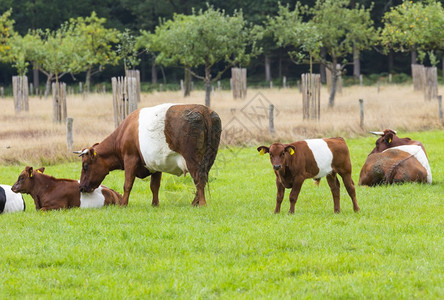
(0, 130, 443, 298)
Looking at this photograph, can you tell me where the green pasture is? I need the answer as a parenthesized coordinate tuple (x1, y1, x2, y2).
(0, 131, 443, 299)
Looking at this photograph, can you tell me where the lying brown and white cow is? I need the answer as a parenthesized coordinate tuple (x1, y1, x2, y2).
(11, 166, 122, 210)
(359, 145, 432, 186)
(257, 138, 360, 214)
(369, 129, 427, 155)
(0, 184, 25, 213)
(358, 144, 432, 186)
(75, 103, 221, 207)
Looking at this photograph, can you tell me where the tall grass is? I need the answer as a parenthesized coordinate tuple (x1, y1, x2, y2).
(0, 84, 443, 165)
(0, 130, 443, 298)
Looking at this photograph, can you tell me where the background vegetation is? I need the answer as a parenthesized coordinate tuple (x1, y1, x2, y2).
(1, 0, 444, 90)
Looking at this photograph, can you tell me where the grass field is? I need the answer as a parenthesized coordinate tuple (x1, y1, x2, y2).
(0, 130, 443, 298)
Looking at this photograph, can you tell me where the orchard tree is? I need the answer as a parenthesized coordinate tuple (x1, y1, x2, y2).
(143, 6, 261, 106)
(117, 29, 141, 73)
(269, 0, 376, 107)
(0, 9, 15, 63)
(309, 0, 376, 107)
(70, 12, 119, 93)
(380, 0, 444, 67)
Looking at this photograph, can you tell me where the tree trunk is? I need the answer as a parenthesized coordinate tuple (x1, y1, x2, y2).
(278, 51, 282, 78)
(411, 50, 417, 65)
(33, 68, 39, 91)
(320, 47, 327, 84)
(265, 55, 271, 82)
(205, 67, 211, 107)
(388, 50, 394, 74)
(85, 67, 91, 94)
(328, 58, 338, 108)
(184, 68, 191, 97)
(151, 56, 157, 84)
(353, 43, 360, 80)
(44, 73, 53, 99)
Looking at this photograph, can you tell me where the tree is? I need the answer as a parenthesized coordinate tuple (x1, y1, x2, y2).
(143, 6, 260, 106)
(380, 0, 444, 67)
(0, 9, 14, 63)
(269, 1, 376, 107)
(69, 12, 120, 93)
(117, 29, 141, 73)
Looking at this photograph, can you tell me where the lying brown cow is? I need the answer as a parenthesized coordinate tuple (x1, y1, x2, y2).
(75, 103, 221, 207)
(258, 138, 360, 214)
(369, 129, 427, 155)
(359, 145, 432, 186)
(11, 166, 122, 210)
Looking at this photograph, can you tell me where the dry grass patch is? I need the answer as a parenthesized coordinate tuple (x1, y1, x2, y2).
(0, 84, 442, 165)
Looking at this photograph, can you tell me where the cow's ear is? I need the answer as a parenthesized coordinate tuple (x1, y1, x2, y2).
(26, 166, 33, 178)
(285, 145, 295, 155)
(257, 146, 269, 155)
(37, 167, 45, 174)
(384, 132, 394, 145)
(89, 148, 97, 158)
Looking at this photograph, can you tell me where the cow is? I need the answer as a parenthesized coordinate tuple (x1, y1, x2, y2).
(0, 184, 25, 213)
(11, 166, 122, 210)
(257, 138, 360, 214)
(369, 129, 427, 155)
(75, 103, 222, 207)
(359, 145, 432, 186)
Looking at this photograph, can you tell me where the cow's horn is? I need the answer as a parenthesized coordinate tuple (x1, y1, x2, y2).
(369, 131, 384, 136)
(73, 149, 89, 157)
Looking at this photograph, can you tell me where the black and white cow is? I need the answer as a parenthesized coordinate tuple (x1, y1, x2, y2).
(0, 184, 25, 213)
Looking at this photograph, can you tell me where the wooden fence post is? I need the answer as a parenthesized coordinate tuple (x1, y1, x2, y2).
(269, 104, 275, 134)
(359, 99, 364, 129)
(66, 118, 73, 151)
(438, 95, 443, 125)
(301, 73, 321, 121)
(125, 70, 141, 102)
(231, 68, 247, 99)
(52, 82, 66, 123)
(13, 76, 29, 113)
(112, 76, 138, 128)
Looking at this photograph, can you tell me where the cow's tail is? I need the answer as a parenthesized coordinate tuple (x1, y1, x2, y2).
(199, 109, 222, 190)
(384, 154, 415, 184)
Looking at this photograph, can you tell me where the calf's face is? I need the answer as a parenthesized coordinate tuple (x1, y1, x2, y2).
(12, 166, 44, 194)
(78, 147, 109, 193)
(257, 143, 295, 171)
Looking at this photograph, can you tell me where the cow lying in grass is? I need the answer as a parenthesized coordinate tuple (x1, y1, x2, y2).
(12, 166, 122, 211)
(258, 138, 360, 214)
(359, 145, 431, 186)
(0, 184, 25, 213)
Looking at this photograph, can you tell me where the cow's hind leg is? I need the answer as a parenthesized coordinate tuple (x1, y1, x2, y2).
(340, 173, 360, 212)
(326, 173, 341, 213)
(150, 172, 162, 206)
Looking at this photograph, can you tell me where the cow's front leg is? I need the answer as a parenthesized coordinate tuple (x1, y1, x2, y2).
(288, 180, 303, 214)
(150, 172, 162, 206)
(274, 179, 285, 214)
(122, 167, 137, 206)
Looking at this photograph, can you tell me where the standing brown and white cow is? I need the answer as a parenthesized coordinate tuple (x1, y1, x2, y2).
(258, 138, 360, 214)
(75, 103, 221, 207)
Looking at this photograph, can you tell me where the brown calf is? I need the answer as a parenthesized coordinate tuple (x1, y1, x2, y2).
(258, 138, 360, 214)
(11, 166, 122, 211)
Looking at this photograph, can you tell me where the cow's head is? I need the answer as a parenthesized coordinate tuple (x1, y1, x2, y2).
(11, 166, 44, 194)
(74, 144, 109, 193)
(257, 143, 295, 171)
(369, 129, 398, 154)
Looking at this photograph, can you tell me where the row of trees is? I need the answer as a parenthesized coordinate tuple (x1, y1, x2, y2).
(1, 0, 444, 106)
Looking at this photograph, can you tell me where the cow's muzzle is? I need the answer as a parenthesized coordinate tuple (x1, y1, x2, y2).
(79, 185, 93, 193)
(273, 165, 281, 171)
